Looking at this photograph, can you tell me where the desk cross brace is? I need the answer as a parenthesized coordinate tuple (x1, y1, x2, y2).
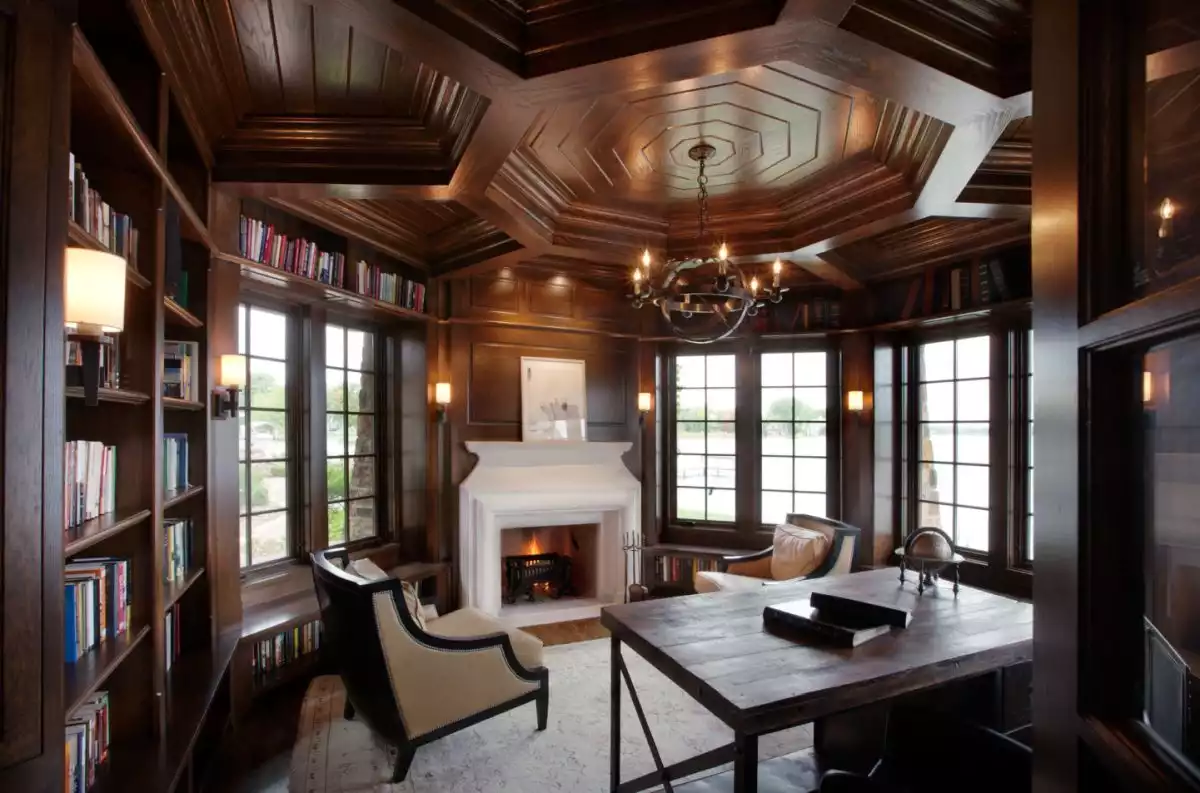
(611, 636, 738, 793)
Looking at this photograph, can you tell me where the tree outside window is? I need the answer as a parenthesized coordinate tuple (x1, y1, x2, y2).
(325, 324, 377, 544)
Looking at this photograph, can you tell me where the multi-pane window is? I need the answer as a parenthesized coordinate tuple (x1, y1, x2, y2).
(325, 324, 377, 544)
(674, 354, 736, 522)
(760, 351, 829, 524)
(238, 305, 291, 568)
(916, 336, 991, 551)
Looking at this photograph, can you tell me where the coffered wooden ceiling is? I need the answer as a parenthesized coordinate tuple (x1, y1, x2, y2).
(132, 0, 1034, 284)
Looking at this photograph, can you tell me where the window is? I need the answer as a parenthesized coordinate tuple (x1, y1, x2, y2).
(674, 354, 736, 522)
(238, 305, 292, 568)
(915, 336, 990, 551)
(760, 351, 829, 524)
(325, 324, 378, 544)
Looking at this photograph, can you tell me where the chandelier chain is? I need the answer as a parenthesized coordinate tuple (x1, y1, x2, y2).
(696, 155, 709, 243)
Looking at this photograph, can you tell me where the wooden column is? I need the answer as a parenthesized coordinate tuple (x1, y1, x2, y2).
(839, 331, 875, 567)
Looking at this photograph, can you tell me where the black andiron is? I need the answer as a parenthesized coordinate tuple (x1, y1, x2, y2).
(503, 552, 574, 604)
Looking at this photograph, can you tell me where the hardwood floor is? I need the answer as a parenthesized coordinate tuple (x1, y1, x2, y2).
(211, 618, 606, 792)
(519, 617, 608, 646)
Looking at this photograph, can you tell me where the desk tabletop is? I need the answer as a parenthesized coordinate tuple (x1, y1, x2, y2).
(600, 569, 1032, 734)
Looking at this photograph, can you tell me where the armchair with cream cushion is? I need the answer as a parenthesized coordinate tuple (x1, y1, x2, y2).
(311, 549, 548, 783)
(693, 514, 861, 594)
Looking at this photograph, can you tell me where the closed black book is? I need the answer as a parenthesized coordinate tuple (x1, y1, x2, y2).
(764, 593, 911, 648)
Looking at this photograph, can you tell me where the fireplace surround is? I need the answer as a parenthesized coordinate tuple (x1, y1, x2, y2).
(458, 441, 640, 621)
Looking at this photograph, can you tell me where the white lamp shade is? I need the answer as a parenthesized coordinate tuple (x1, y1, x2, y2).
(434, 382, 452, 405)
(219, 354, 247, 389)
(65, 248, 126, 333)
(847, 390, 865, 412)
(637, 392, 652, 412)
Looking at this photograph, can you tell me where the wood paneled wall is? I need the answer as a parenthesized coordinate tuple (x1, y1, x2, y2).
(434, 267, 643, 605)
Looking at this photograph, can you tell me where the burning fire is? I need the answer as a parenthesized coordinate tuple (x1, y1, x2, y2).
(523, 535, 543, 556)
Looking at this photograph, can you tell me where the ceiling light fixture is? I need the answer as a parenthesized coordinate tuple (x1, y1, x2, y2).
(629, 143, 787, 343)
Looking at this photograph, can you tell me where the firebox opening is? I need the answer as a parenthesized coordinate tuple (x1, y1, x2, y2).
(499, 524, 599, 604)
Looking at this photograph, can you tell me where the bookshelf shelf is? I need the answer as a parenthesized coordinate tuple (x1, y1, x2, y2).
(241, 591, 320, 644)
(71, 28, 214, 251)
(68, 220, 150, 289)
(164, 484, 204, 509)
(163, 396, 205, 411)
(160, 630, 239, 790)
(162, 567, 206, 612)
(216, 251, 431, 324)
(66, 386, 152, 405)
(643, 543, 743, 558)
(64, 508, 152, 557)
(164, 296, 204, 328)
(868, 297, 1031, 332)
(64, 624, 151, 716)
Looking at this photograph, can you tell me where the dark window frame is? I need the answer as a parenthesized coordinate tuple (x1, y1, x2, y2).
(894, 317, 1033, 596)
(323, 320, 384, 547)
(662, 337, 841, 543)
(238, 299, 304, 572)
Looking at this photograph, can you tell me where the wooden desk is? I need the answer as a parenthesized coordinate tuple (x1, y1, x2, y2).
(600, 568, 1033, 793)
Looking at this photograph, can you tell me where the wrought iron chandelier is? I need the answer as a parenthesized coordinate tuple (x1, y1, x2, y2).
(630, 142, 787, 344)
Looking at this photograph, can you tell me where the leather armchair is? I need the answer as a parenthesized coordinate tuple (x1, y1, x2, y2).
(311, 549, 549, 782)
(694, 514, 861, 594)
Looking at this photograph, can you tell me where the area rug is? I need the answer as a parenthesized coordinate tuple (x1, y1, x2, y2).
(289, 638, 812, 792)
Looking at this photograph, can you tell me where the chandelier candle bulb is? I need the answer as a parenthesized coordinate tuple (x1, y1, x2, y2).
(750, 277, 759, 295)
(773, 259, 782, 288)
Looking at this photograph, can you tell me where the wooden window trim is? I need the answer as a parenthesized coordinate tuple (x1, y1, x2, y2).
(662, 337, 840, 544)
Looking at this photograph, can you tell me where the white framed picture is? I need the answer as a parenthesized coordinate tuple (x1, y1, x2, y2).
(520, 356, 588, 441)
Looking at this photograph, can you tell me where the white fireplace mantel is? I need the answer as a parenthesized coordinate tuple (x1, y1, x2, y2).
(458, 441, 640, 617)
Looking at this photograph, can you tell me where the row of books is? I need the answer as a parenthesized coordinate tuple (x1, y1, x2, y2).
(66, 335, 121, 391)
(252, 620, 323, 678)
(65, 691, 109, 793)
(239, 215, 346, 287)
(163, 339, 201, 402)
(64, 557, 131, 663)
(354, 261, 426, 313)
(65, 441, 117, 530)
(652, 555, 720, 585)
(163, 518, 194, 584)
(896, 258, 1016, 321)
(69, 153, 141, 270)
(163, 433, 189, 494)
(165, 604, 182, 671)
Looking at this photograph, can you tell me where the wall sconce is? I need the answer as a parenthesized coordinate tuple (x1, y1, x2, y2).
(1158, 197, 1176, 239)
(434, 382, 451, 423)
(847, 390, 866, 413)
(65, 248, 126, 405)
(213, 354, 246, 419)
(637, 392, 652, 426)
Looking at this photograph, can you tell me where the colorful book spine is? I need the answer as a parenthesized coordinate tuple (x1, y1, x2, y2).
(163, 518, 193, 584)
(162, 340, 200, 401)
(64, 441, 117, 529)
(238, 215, 346, 288)
(162, 434, 189, 494)
(353, 260, 426, 312)
(252, 620, 323, 678)
(65, 690, 110, 793)
(69, 153, 140, 271)
(63, 558, 130, 663)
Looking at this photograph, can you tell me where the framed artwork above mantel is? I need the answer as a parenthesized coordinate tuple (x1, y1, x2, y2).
(521, 356, 588, 441)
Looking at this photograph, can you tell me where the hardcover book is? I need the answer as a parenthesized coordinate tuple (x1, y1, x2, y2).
(763, 591, 912, 648)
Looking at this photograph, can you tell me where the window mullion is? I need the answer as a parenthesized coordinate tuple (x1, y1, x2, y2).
(735, 342, 759, 532)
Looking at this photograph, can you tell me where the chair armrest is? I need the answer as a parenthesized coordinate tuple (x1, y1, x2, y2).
(324, 547, 351, 570)
(719, 546, 773, 573)
(372, 589, 544, 740)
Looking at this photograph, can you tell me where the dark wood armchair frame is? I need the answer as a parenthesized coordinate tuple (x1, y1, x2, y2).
(311, 548, 550, 782)
(718, 515, 862, 578)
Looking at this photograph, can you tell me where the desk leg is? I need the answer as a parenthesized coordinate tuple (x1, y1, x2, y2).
(611, 635, 621, 792)
(733, 732, 757, 793)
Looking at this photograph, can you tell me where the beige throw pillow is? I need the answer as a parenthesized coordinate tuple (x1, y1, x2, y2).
(350, 558, 427, 631)
(770, 523, 832, 581)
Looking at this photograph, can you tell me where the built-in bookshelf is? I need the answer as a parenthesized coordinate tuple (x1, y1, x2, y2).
(641, 544, 741, 594)
(223, 198, 432, 324)
(869, 246, 1032, 328)
(59, 3, 236, 791)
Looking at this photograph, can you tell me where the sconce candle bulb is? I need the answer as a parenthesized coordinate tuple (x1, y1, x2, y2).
(213, 354, 246, 419)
